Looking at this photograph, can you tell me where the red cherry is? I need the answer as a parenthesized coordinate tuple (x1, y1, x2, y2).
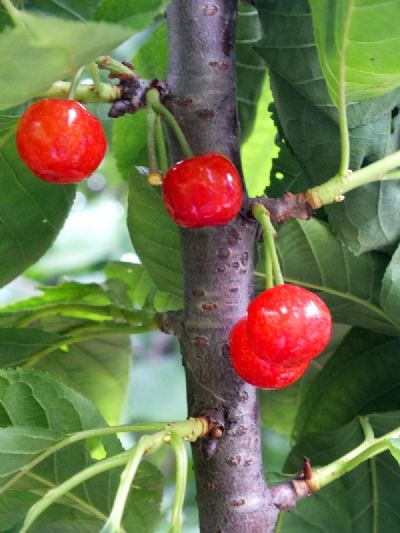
(247, 284, 332, 367)
(229, 318, 308, 389)
(162, 153, 243, 228)
(16, 98, 107, 184)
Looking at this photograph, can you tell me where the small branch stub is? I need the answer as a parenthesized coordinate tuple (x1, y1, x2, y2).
(157, 311, 183, 337)
(247, 192, 314, 223)
(199, 408, 225, 460)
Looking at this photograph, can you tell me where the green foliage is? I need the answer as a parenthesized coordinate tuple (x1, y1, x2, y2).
(133, 22, 168, 79)
(241, 76, 278, 197)
(309, 0, 400, 105)
(93, 0, 169, 28)
(256, 0, 400, 254)
(236, 2, 267, 142)
(380, 244, 400, 327)
(113, 111, 148, 172)
(105, 261, 182, 312)
(279, 413, 400, 532)
(0, 368, 164, 532)
(294, 329, 400, 438)
(0, 322, 130, 424)
(127, 168, 183, 298)
(256, 218, 394, 335)
(0, 135, 75, 288)
(259, 323, 350, 437)
(0, 11, 132, 110)
(0, 261, 180, 423)
(388, 439, 400, 466)
(37, 333, 131, 426)
(21, 0, 101, 20)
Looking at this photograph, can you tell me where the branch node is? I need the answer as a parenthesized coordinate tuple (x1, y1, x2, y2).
(269, 479, 311, 511)
(247, 193, 314, 224)
(156, 311, 183, 337)
(198, 408, 225, 460)
(108, 75, 169, 118)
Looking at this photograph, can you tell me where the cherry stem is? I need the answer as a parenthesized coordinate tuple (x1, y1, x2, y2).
(253, 204, 284, 288)
(39, 80, 121, 102)
(146, 88, 194, 160)
(95, 56, 135, 77)
(88, 62, 103, 95)
(265, 246, 273, 290)
(147, 106, 160, 175)
(155, 115, 169, 174)
(67, 66, 85, 100)
(1, 0, 23, 28)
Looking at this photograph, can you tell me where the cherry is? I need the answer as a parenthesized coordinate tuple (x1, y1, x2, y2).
(229, 318, 308, 388)
(247, 284, 332, 368)
(16, 98, 107, 184)
(162, 153, 243, 228)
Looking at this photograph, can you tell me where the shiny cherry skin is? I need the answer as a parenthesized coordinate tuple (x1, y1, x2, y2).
(162, 153, 243, 228)
(229, 318, 308, 389)
(16, 98, 107, 184)
(247, 284, 332, 368)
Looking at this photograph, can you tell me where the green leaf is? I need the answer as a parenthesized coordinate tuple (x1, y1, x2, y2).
(0, 491, 38, 531)
(241, 77, 278, 197)
(256, 218, 395, 335)
(269, 71, 400, 254)
(309, 0, 400, 106)
(236, 2, 267, 141)
(122, 461, 164, 533)
(0, 266, 178, 423)
(0, 135, 75, 287)
(105, 261, 182, 311)
(132, 22, 168, 79)
(294, 329, 400, 439)
(37, 334, 131, 426)
(260, 323, 351, 436)
(1, 282, 109, 314)
(0, 369, 164, 532)
(112, 111, 148, 175)
(280, 412, 400, 533)
(275, 482, 352, 533)
(380, 243, 400, 328)
(30, 521, 102, 533)
(93, 0, 168, 28)
(0, 11, 133, 110)
(256, 0, 400, 128)
(0, 328, 61, 367)
(257, 0, 400, 254)
(22, 0, 101, 21)
(0, 293, 131, 425)
(388, 438, 400, 466)
(0, 427, 62, 477)
(111, 21, 168, 176)
(127, 168, 183, 298)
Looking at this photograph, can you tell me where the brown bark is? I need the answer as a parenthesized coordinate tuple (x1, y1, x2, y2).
(166, 1, 278, 531)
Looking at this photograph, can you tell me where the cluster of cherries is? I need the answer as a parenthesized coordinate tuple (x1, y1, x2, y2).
(230, 284, 331, 388)
(160, 151, 332, 388)
(16, 96, 332, 390)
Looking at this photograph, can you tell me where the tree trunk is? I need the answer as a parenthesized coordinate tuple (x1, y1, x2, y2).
(166, 1, 278, 531)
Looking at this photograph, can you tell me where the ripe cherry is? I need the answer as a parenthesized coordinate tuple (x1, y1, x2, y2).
(162, 153, 243, 228)
(247, 284, 332, 368)
(16, 98, 107, 184)
(230, 318, 308, 388)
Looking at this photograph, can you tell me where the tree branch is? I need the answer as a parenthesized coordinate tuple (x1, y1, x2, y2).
(166, 1, 277, 531)
(246, 193, 313, 224)
(269, 479, 310, 511)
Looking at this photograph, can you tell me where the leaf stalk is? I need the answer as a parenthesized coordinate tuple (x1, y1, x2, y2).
(308, 423, 400, 492)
